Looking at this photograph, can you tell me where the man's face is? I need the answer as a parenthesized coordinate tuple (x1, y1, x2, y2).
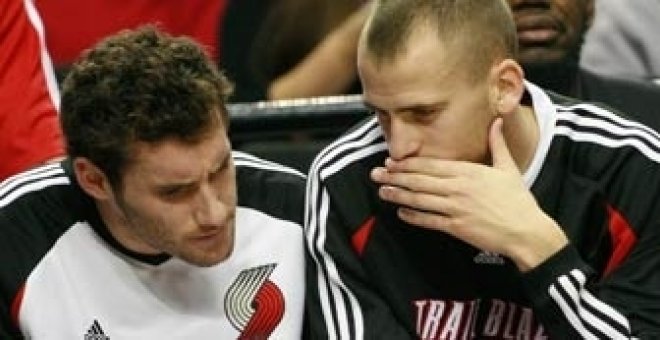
(507, 0, 593, 65)
(109, 126, 237, 267)
(358, 27, 497, 163)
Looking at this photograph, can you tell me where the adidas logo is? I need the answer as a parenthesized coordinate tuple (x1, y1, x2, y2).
(473, 251, 505, 265)
(84, 319, 110, 340)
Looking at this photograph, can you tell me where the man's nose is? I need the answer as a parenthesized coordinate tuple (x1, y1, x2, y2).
(195, 184, 230, 229)
(387, 117, 421, 161)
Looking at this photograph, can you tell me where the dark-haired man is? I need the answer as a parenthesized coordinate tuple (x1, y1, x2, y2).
(305, 0, 660, 338)
(509, 0, 660, 129)
(0, 27, 305, 339)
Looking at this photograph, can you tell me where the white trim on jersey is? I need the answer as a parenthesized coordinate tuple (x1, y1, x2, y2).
(548, 269, 631, 339)
(0, 164, 68, 208)
(554, 104, 660, 164)
(523, 81, 558, 189)
(321, 143, 387, 180)
(558, 102, 660, 140)
(232, 150, 305, 179)
(310, 117, 381, 177)
(0, 163, 62, 191)
(521, 84, 639, 339)
(306, 116, 386, 340)
(525, 80, 660, 193)
(22, 0, 60, 111)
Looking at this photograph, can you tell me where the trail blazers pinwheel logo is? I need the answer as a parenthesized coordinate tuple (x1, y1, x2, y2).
(225, 264, 284, 339)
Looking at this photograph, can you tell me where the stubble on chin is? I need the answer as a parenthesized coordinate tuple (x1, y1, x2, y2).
(177, 223, 236, 267)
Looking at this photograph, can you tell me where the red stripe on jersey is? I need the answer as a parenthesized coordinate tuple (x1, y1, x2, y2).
(352, 216, 375, 256)
(11, 284, 25, 329)
(604, 205, 638, 276)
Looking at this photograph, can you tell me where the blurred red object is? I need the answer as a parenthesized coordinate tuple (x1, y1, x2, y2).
(35, 0, 228, 66)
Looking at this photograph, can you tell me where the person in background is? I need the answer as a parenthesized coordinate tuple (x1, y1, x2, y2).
(222, 0, 364, 102)
(508, 0, 660, 129)
(0, 26, 306, 339)
(305, 0, 660, 338)
(35, 0, 228, 83)
(265, 2, 371, 100)
(581, 0, 660, 85)
(0, 0, 64, 181)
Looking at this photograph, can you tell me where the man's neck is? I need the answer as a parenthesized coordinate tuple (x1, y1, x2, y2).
(502, 104, 540, 174)
(95, 199, 162, 256)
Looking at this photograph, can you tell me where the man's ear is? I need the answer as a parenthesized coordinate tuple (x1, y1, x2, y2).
(73, 158, 114, 201)
(490, 58, 525, 116)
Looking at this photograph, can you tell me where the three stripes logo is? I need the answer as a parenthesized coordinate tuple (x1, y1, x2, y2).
(84, 319, 109, 340)
(225, 263, 284, 339)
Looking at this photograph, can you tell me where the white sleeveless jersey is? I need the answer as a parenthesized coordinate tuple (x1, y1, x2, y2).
(0, 151, 307, 339)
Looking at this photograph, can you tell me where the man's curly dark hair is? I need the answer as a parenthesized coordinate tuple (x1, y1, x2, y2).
(60, 26, 233, 187)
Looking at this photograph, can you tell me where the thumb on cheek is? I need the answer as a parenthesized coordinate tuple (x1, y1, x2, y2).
(489, 117, 518, 172)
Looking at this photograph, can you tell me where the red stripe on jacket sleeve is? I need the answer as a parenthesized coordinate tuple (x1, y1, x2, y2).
(11, 284, 25, 330)
(604, 205, 638, 276)
(352, 216, 375, 256)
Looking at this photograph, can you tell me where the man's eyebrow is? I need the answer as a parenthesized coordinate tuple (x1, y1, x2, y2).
(401, 103, 444, 111)
(153, 152, 229, 190)
(155, 181, 196, 194)
(363, 102, 446, 113)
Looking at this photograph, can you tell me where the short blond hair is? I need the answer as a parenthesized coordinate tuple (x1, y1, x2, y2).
(363, 0, 518, 82)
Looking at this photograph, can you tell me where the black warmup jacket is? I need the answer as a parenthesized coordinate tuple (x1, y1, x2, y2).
(305, 82, 660, 339)
(571, 68, 660, 131)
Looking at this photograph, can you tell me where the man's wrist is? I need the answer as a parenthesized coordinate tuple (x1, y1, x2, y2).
(510, 217, 568, 272)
